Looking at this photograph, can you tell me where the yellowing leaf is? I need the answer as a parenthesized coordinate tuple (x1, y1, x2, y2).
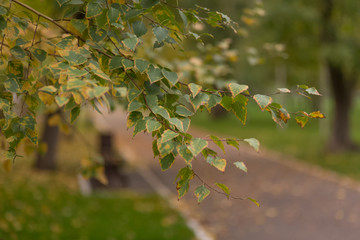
(189, 138, 208, 157)
(215, 183, 230, 199)
(309, 111, 325, 119)
(247, 197, 260, 207)
(234, 161, 248, 173)
(206, 156, 226, 172)
(38, 92, 54, 105)
(194, 185, 210, 203)
(228, 83, 248, 97)
(188, 83, 202, 97)
(244, 138, 260, 152)
(295, 116, 308, 128)
(253, 94, 272, 111)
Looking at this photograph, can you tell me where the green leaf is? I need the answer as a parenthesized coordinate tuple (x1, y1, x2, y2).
(132, 21, 147, 37)
(188, 83, 202, 97)
(141, 0, 160, 9)
(39, 86, 57, 94)
(189, 138, 208, 157)
(145, 94, 158, 108)
(207, 94, 221, 109)
(177, 145, 193, 163)
(232, 95, 248, 125)
(55, 96, 70, 107)
(194, 185, 210, 203)
(169, 118, 184, 132)
(210, 135, 225, 153)
(176, 105, 194, 117)
(253, 94, 272, 111)
(89, 26, 107, 42)
(121, 58, 134, 70)
(226, 138, 239, 150)
(277, 88, 291, 94)
(152, 106, 170, 120)
(10, 46, 26, 58)
(206, 156, 226, 172)
(215, 183, 230, 199)
(228, 83, 248, 97)
(86, 2, 102, 18)
(157, 140, 175, 157)
(234, 161, 247, 173)
(306, 87, 321, 96)
(0, 6, 8, 15)
(135, 59, 150, 73)
(182, 118, 191, 132)
(152, 139, 160, 157)
(127, 111, 142, 128)
(127, 88, 142, 102)
(220, 95, 233, 111)
(153, 26, 169, 43)
(70, 19, 87, 34)
(176, 167, 194, 199)
(178, 10, 188, 26)
(58, 49, 87, 66)
(133, 119, 146, 136)
(160, 153, 175, 171)
(95, 10, 108, 29)
(31, 48, 47, 62)
(160, 130, 179, 143)
(109, 56, 124, 70)
(108, 5, 121, 23)
(122, 37, 139, 51)
(4, 78, 21, 93)
(93, 86, 109, 98)
(244, 138, 260, 152)
(67, 79, 86, 90)
(247, 197, 260, 207)
(70, 107, 80, 123)
(147, 66, 163, 83)
(190, 92, 209, 111)
(146, 119, 162, 132)
(162, 69, 178, 85)
(128, 100, 143, 112)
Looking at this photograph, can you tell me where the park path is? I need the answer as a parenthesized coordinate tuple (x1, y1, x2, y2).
(97, 110, 360, 240)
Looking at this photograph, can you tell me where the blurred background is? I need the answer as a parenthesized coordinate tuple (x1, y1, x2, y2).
(1, 0, 360, 240)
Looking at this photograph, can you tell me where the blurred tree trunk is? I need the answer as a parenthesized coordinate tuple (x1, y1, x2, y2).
(91, 133, 127, 188)
(327, 64, 358, 150)
(320, 0, 359, 151)
(34, 112, 60, 170)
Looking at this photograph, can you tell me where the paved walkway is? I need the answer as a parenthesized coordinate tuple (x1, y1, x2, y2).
(98, 110, 360, 240)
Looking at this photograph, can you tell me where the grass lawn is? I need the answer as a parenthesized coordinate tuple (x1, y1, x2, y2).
(0, 128, 194, 240)
(192, 97, 360, 179)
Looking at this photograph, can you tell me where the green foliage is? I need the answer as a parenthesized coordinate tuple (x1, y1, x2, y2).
(0, 0, 323, 203)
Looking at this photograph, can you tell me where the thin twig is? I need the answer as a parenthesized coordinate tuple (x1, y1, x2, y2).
(193, 172, 245, 200)
(1, 0, 13, 56)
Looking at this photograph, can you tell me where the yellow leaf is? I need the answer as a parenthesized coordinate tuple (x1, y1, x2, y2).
(38, 92, 54, 105)
(309, 111, 325, 119)
(72, 92, 83, 105)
